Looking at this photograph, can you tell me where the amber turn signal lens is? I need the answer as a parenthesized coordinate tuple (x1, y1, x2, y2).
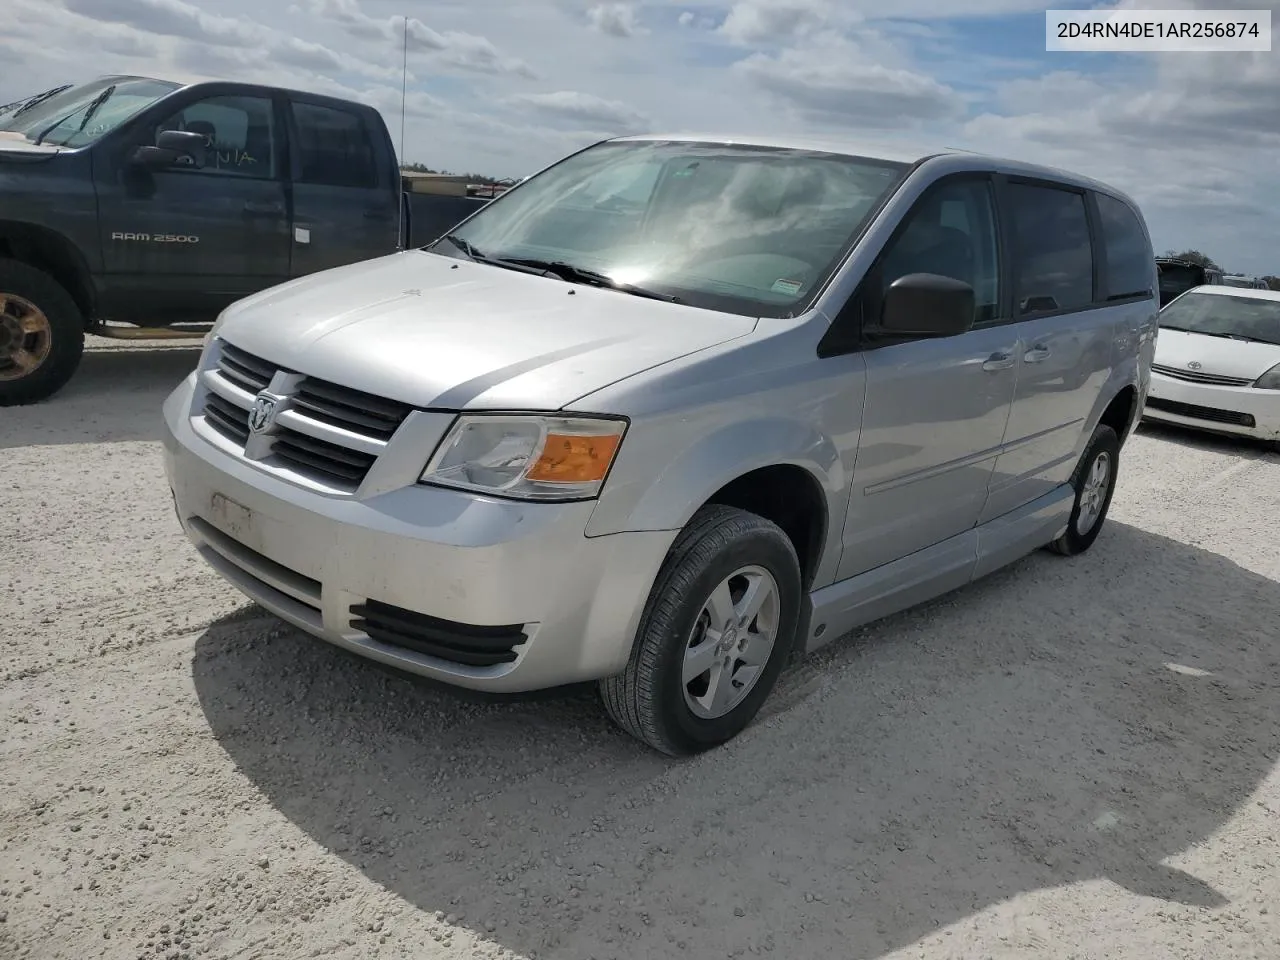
(526, 432, 622, 484)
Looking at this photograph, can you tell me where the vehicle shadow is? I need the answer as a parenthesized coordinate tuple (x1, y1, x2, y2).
(191, 521, 1280, 958)
(0, 345, 200, 449)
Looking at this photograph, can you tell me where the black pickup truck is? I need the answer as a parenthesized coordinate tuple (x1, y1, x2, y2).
(0, 75, 486, 405)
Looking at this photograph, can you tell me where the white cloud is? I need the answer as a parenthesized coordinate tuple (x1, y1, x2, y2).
(735, 34, 964, 126)
(1, 0, 1274, 273)
(587, 3, 646, 37)
(506, 91, 651, 133)
(718, 0, 841, 45)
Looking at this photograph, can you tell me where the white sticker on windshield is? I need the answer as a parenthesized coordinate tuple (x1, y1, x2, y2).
(771, 278, 802, 295)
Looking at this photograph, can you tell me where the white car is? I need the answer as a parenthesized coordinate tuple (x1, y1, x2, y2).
(1143, 285, 1280, 448)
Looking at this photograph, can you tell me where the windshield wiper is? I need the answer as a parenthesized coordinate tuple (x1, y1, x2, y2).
(74, 83, 115, 135)
(438, 233, 480, 259)
(0, 84, 73, 122)
(436, 235, 555, 277)
(502, 258, 682, 303)
(33, 83, 115, 146)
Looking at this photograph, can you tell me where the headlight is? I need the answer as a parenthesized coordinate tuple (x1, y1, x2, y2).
(1254, 363, 1280, 390)
(420, 414, 626, 500)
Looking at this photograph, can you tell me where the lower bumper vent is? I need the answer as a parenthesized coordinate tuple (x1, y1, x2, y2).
(1146, 397, 1256, 427)
(350, 600, 526, 667)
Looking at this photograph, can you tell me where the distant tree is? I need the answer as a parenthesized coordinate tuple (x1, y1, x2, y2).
(1264, 276, 1280, 291)
(1163, 249, 1221, 270)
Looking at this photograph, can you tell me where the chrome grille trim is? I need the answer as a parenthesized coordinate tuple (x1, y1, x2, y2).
(1151, 363, 1253, 387)
(196, 339, 416, 492)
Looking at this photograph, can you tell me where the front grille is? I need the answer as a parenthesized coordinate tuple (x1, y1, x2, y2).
(199, 339, 417, 491)
(1151, 363, 1253, 387)
(292, 378, 413, 441)
(350, 600, 527, 668)
(203, 391, 250, 443)
(219, 342, 280, 392)
(272, 430, 377, 485)
(1146, 396, 1256, 427)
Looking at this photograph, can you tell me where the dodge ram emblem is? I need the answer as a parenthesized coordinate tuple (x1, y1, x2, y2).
(1187, 360, 1202, 370)
(248, 392, 281, 434)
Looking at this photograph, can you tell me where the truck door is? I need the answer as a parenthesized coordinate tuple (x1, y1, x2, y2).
(94, 92, 290, 323)
(285, 97, 401, 278)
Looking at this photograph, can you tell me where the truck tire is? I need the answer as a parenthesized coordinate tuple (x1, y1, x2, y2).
(0, 259, 85, 406)
(600, 505, 802, 756)
(1048, 423, 1120, 557)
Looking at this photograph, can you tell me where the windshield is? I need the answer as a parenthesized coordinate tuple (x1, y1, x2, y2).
(0, 77, 179, 148)
(1221, 275, 1254, 288)
(434, 139, 910, 318)
(1158, 291, 1280, 346)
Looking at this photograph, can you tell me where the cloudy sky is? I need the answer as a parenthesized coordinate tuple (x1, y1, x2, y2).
(3, 0, 1277, 275)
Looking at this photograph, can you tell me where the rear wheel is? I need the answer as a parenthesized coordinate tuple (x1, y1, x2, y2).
(0, 259, 85, 406)
(599, 505, 802, 756)
(1048, 423, 1120, 556)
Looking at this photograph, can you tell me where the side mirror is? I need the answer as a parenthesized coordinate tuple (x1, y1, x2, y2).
(130, 129, 207, 169)
(878, 272, 975, 338)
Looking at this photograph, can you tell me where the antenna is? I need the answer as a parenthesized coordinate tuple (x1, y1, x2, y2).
(400, 14, 408, 162)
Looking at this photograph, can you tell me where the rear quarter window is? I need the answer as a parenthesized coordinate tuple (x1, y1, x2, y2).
(1095, 193, 1153, 301)
(290, 101, 378, 189)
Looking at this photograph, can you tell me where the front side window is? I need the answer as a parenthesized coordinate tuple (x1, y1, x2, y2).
(1009, 183, 1095, 315)
(1096, 193, 1152, 301)
(0, 77, 179, 148)
(154, 95, 277, 178)
(1158, 291, 1280, 346)
(873, 177, 1000, 326)
(435, 140, 910, 318)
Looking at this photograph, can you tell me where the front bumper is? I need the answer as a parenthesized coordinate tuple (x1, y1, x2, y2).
(1142, 371, 1280, 442)
(161, 373, 676, 692)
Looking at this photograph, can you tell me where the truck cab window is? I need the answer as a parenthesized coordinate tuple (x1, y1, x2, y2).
(154, 95, 276, 178)
(290, 102, 377, 189)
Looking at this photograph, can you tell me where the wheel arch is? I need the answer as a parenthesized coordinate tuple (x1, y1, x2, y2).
(0, 220, 95, 322)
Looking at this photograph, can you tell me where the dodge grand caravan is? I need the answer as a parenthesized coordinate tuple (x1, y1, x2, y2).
(162, 135, 1157, 756)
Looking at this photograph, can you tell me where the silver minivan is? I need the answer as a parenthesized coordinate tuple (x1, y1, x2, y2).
(161, 135, 1157, 755)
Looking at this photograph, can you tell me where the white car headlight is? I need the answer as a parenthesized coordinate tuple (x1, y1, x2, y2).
(420, 414, 627, 500)
(1254, 362, 1280, 390)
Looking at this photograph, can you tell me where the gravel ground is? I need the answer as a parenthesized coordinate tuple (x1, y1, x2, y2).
(3, 341, 1280, 960)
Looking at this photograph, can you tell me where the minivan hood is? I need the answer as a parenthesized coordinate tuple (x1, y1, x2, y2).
(217, 250, 757, 410)
(1155, 328, 1280, 380)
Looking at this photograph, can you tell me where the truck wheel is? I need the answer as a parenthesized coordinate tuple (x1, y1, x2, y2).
(1048, 423, 1120, 557)
(600, 505, 802, 756)
(0, 259, 85, 407)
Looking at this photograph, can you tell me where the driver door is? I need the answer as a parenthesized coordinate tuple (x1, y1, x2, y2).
(94, 92, 290, 323)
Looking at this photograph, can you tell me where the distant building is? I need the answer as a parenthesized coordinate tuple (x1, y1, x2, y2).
(400, 171, 470, 197)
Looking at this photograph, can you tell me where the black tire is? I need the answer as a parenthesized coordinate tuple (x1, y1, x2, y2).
(1049, 423, 1120, 556)
(599, 504, 802, 756)
(0, 259, 85, 407)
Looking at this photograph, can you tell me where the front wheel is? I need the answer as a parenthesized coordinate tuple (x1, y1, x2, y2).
(599, 505, 802, 756)
(0, 259, 85, 406)
(1048, 423, 1120, 556)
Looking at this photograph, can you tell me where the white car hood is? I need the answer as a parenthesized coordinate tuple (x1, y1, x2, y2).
(217, 250, 757, 410)
(1155, 328, 1280, 381)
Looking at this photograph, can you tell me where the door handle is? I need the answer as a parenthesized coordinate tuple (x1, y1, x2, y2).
(243, 200, 284, 216)
(1024, 344, 1052, 363)
(982, 351, 1016, 371)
